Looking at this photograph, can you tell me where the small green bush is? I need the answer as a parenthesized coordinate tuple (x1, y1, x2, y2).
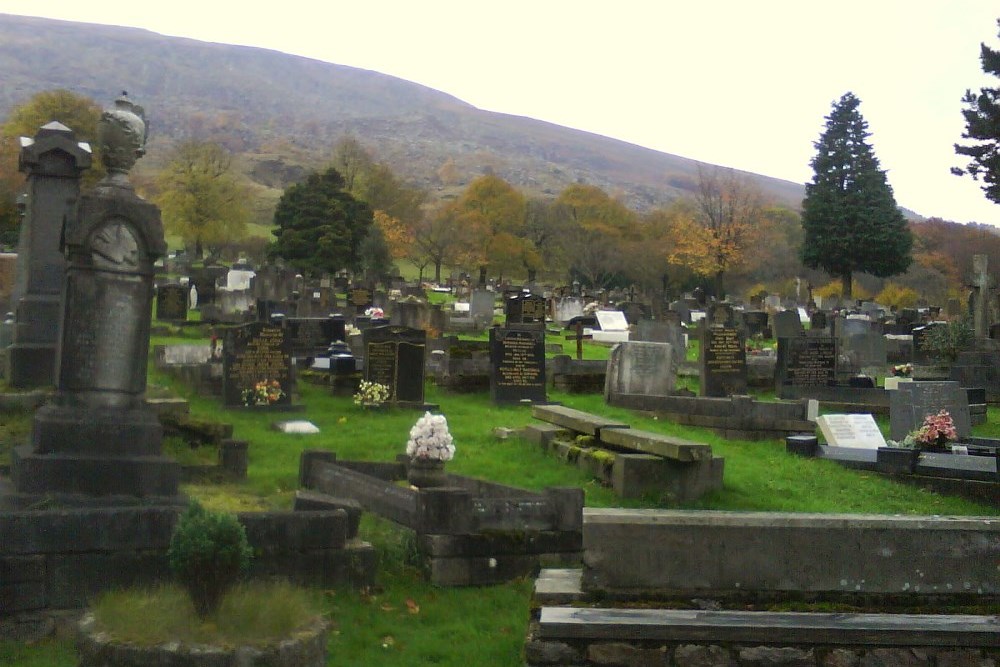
(167, 501, 252, 618)
(921, 318, 973, 362)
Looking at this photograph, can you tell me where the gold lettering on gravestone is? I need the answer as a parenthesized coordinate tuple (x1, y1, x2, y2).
(228, 326, 288, 387)
(705, 329, 742, 372)
(786, 340, 836, 385)
(497, 333, 542, 387)
(366, 341, 398, 395)
(521, 298, 546, 321)
(159, 288, 185, 318)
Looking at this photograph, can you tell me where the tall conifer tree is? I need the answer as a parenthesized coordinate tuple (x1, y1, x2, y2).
(954, 20, 1000, 204)
(800, 92, 912, 298)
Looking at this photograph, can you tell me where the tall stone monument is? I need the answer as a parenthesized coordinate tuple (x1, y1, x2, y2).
(7, 122, 92, 387)
(11, 94, 180, 503)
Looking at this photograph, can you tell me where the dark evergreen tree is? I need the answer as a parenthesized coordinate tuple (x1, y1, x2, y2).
(954, 20, 1000, 204)
(800, 92, 912, 298)
(269, 167, 373, 276)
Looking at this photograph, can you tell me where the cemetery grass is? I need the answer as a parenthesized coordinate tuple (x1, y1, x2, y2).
(8, 365, 1000, 667)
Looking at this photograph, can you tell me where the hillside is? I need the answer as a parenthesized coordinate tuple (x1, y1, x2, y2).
(0, 13, 808, 212)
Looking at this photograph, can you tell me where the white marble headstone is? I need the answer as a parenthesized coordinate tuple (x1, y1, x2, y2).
(816, 414, 886, 449)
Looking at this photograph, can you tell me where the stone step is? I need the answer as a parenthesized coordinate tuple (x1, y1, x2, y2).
(534, 568, 584, 606)
(599, 427, 712, 462)
(531, 405, 629, 437)
(536, 606, 1000, 647)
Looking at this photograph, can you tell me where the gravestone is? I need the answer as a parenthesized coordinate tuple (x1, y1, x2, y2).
(349, 286, 373, 314)
(593, 309, 630, 343)
(604, 341, 675, 400)
(912, 323, 944, 364)
(950, 351, 1000, 403)
(12, 94, 181, 501)
(552, 296, 584, 324)
(489, 326, 546, 403)
(8, 122, 92, 387)
(772, 310, 803, 339)
(156, 282, 188, 321)
(668, 300, 691, 324)
(842, 329, 888, 372)
(284, 316, 344, 357)
(708, 302, 737, 328)
(775, 337, 837, 394)
(469, 288, 495, 326)
(700, 327, 747, 397)
(634, 319, 686, 366)
(817, 414, 887, 449)
(889, 381, 971, 441)
(809, 310, 829, 333)
(505, 292, 546, 327)
(363, 325, 427, 405)
(187, 266, 226, 307)
(742, 311, 769, 338)
(394, 297, 430, 331)
(223, 322, 293, 408)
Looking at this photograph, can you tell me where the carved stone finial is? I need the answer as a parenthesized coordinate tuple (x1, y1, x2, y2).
(97, 92, 148, 182)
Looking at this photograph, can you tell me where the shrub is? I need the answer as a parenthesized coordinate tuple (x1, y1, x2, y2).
(920, 318, 973, 363)
(167, 501, 252, 618)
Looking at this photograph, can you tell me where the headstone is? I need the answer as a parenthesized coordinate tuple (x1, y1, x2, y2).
(223, 322, 293, 408)
(912, 323, 944, 364)
(13, 95, 181, 501)
(469, 288, 495, 326)
(775, 337, 837, 393)
(842, 329, 887, 372)
(226, 263, 255, 291)
(700, 327, 747, 397)
(817, 414, 887, 449)
(708, 302, 737, 328)
(889, 381, 971, 441)
(772, 310, 803, 339)
(742, 311, 769, 338)
(552, 296, 585, 325)
(593, 310, 630, 343)
(489, 326, 546, 403)
(156, 283, 188, 322)
(284, 316, 345, 357)
(394, 297, 430, 331)
(668, 300, 691, 324)
(604, 341, 675, 400)
(634, 319, 687, 366)
(950, 351, 1000, 403)
(809, 310, 829, 333)
(504, 292, 546, 327)
(363, 325, 427, 405)
(8, 122, 92, 387)
(349, 286, 373, 314)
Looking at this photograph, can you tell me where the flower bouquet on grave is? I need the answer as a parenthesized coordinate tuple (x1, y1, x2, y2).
(364, 306, 384, 319)
(405, 411, 455, 488)
(902, 410, 958, 452)
(353, 380, 390, 408)
(892, 363, 913, 377)
(241, 379, 285, 407)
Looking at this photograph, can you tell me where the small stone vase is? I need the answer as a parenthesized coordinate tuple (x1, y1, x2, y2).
(407, 458, 447, 488)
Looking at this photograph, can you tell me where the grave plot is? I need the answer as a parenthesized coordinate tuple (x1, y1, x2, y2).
(297, 450, 583, 586)
(522, 405, 723, 502)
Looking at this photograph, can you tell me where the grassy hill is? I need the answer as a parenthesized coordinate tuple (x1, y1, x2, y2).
(0, 13, 807, 214)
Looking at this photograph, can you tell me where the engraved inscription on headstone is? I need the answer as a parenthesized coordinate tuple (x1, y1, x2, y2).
(350, 287, 373, 313)
(817, 414, 887, 449)
(604, 341, 675, 400)
(505, 293, 546, 326)
(223, 322, 292, 408)
(363, 325, 426, 404)
(700, 327, 747, 397)
(489, 326, 546, 403)
(776, 337, 836, 390)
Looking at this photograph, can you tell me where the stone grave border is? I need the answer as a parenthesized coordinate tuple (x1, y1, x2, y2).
(297, 451, 583, 586)
(606, 392, 815, 441)
(0, 507, 375, 630)
(524, 508, 1000, 666)
(522, 405, 724, 502)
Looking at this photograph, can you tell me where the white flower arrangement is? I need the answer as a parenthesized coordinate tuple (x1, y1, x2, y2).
(353, 380, 390, 406)
(406, 411, 455, 462)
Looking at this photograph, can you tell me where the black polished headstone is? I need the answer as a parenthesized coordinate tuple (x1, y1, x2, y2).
(505, 292, 546, 327)
(700, 327, 747, 397)
(776, 337, 837, 394)
(222, 322, 292, 408)
(489, 326, 547, 403)
(363, 325, 426, 404)
(283, 316, 344, 356)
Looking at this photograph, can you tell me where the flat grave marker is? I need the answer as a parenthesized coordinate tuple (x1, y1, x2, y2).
(817, 414, 887, 449)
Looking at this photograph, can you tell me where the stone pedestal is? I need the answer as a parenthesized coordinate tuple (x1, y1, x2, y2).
(11, 94, 181, 504)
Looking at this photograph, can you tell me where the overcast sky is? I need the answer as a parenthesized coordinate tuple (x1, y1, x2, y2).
(4, 1, 1000, 225)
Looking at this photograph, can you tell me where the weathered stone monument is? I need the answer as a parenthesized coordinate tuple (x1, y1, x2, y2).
(8, 122, 92, 387)
(11, 94, 180, 502)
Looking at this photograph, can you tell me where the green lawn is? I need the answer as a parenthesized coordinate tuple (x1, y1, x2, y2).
(5, 336, 1000, 666)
